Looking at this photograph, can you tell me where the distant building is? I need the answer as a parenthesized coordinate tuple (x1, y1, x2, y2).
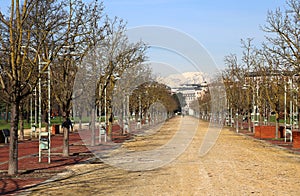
(171, 82, 208, 115)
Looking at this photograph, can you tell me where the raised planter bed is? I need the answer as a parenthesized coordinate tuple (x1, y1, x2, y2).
(254, 126, 276, 139)
(292, 131, 300, 148)
(254, 125, 285, 139)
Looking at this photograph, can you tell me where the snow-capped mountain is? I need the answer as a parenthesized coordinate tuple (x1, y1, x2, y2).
(157, 72, 208, 88)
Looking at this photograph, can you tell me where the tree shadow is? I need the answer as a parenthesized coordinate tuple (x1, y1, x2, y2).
(0, 153, 94, 195)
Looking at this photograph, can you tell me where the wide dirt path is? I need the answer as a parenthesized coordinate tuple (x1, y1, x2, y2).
(22, 116, 300, 195)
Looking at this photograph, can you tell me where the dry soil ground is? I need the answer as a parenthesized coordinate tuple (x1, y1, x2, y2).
(21, 116, 300, 195)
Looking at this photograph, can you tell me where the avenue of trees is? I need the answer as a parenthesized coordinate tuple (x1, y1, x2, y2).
(0, 0, 180, 175)
(187, 0, 299, 126)
(222, 0, 299, 131)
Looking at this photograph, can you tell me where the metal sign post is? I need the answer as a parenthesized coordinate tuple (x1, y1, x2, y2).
(39, 132, 51, 163)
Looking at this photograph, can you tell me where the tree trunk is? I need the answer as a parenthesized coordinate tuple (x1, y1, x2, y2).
(19, 108, 24, 141)
(27, 99, 30, 124)
(5, 103, 9, 123)
(248, 111, 251, 132)
(107, 106, 113, 141)
(108, 121, 112, 141)
(8, 102, 20, 175)
(79, 114, 82, 131)
(62, 127, 69, 157)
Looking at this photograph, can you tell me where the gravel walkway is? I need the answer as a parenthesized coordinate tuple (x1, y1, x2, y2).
(21, 116, 300, 195)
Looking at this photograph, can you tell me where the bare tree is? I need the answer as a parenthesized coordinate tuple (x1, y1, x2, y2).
(223, 53, 248, 127)
(262, 0, 300, 71)
(0, 0, 43, 175)
(240, 38, 264, 129)
(0, 0, 105, 174)
(49, 0, 104, 155)
(261, 0, 299, 137)
(97, 17, 148, 140)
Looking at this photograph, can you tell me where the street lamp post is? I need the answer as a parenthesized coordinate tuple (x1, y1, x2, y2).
(236, 110, 239, 133)
(34, 87, 37, 137)
(21, 48, 38, 138)
(47, 58, 51, 135)
(284, 77, 297, 142)
(31, 87, 38, 137)
(98, 83, 107, 143)
(230, 107, 233, 127)
(38, 56, 50, 163)
(293, 80, 299, 130)
(22, 46, 50, 163)
(291, 75, 299, 130)
(27, 84, 37, 138)
(122, 93, 130, 134)
(21, 46, 43, 134)
(243, 84, 257, 134)
(284, 81, 287, 141)
(30, 87, 32, 135)
(136, 94, 142, 129)
(122, 93, 125, 130)
(289, 79, 293, 131)
(126, 93, 130, 131)
(104, 85, 107, 130)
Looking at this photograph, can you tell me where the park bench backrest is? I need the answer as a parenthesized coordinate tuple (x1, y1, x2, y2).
(2, 129, 10, 144)
(2, 129, 10, 137)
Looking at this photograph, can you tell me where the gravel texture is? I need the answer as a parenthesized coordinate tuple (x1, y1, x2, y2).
(21, 116, 300, 195)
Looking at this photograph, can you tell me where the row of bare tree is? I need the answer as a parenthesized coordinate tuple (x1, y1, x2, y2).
(0, 0, 179, 175)
(223, 0, 299, 129)
(188, 0, 299, 126)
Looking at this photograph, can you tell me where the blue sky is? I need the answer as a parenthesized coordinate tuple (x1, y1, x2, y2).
(102, 0, 286, 69)
(0, 0, 287, 70)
